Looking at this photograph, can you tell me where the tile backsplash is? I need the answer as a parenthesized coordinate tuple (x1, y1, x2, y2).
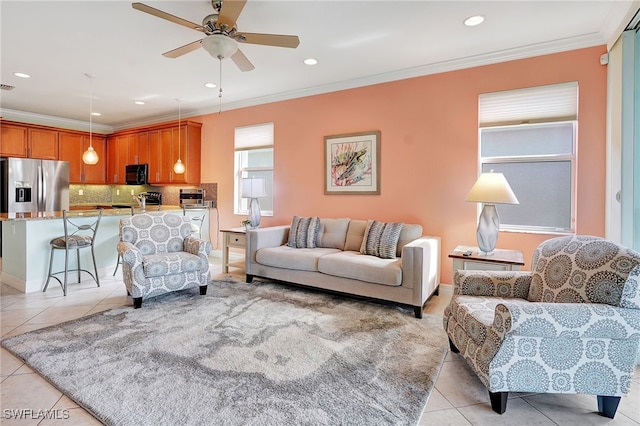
(69, 184, 217, 207)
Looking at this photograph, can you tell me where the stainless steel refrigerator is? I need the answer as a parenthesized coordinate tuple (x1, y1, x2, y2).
(0, 157, 70, 213)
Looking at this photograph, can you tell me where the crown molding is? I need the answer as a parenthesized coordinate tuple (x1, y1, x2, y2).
(0, 108, 113, 134)
(4, 31, 609, 130)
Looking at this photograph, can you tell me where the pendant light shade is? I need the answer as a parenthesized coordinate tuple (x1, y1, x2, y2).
(173, 99, 185, 174)
(83, 73, 99, 165)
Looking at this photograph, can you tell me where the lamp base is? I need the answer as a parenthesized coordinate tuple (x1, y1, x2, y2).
(248, 198, 261, 228)
(477, 204, 499, 254)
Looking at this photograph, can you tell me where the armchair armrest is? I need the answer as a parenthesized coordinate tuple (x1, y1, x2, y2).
(184, 237, 213, 257)
(454, 270, 532, 298)
(117, 241, 142, 267)
(494, 301, 640, 339)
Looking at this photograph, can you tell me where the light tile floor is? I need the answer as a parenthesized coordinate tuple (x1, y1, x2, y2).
(1, 262, 639, 425)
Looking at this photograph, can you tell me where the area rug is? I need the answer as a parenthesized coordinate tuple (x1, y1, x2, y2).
(1, 278, 448, 426)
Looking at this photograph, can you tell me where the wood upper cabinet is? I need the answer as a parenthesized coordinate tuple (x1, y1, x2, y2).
(0, 124, 28, 157)
(147, 122, 201, 185)
(106, 131, 150, 183)
(27, 128, 58, 159)
(59, 131, 106, 184)
(0, 122, 58, 159)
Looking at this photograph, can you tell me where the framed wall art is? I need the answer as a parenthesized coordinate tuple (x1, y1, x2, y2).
(324, 131, 380, 194)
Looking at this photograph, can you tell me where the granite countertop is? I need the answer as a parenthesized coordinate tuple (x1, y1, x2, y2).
(0, 205, 184, 221)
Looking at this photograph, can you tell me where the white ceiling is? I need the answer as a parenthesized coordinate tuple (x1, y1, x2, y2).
(1, 0, 638, 132)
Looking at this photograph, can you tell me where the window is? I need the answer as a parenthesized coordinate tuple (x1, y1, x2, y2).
(478, 82, 578, 234)
(234, 123, 274, 216)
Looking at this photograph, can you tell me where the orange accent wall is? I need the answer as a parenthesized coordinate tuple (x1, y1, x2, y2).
(199, 45, 607, 285)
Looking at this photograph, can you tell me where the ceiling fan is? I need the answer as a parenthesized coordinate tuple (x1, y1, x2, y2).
(132, 0, 300, 72)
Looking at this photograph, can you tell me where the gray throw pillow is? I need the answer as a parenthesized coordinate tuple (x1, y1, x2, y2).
(360, 220, 403, 259)
(287, 216, 321, 248)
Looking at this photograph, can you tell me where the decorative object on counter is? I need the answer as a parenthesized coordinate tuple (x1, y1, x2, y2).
(43, 209, 102, 296)
(241, 177, 267, 228)
(240, 218, 254, 231)
(464, 170, 518, 254)
(173, 99, 186, 174)
(82, 73, 99, 165)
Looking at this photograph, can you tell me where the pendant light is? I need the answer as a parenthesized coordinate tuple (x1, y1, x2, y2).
(82, 73, 99, 165)
(173, 99, 185, 174)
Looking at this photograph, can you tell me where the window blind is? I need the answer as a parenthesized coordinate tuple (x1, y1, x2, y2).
(479, 82, 578, 127)
(234, 122, 274, 151)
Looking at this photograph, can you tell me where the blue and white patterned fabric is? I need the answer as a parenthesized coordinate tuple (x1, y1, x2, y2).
(443, 236, 640, 406)
(117, 212, 212, 303)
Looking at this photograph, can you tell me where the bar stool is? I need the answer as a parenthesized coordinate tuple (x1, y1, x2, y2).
(183, 205, 207, 239)
(43, 209, 102, 296)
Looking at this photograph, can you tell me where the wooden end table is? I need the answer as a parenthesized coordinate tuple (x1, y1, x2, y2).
(221, 227, 247, 273)
(448, 245, 525, 273)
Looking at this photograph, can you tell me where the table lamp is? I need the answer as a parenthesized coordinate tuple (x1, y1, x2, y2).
(465, 170, 519, 254)
(241, 177, 267, 228)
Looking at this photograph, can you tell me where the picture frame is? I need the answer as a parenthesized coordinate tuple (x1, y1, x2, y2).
(324, 131, 380, 195)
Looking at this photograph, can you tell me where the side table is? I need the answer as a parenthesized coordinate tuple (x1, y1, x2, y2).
(221, 227, 246, 273)
(448, 245, 525, 275)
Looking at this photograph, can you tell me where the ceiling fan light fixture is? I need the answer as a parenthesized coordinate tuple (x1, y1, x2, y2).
(201, 34, 238, 59)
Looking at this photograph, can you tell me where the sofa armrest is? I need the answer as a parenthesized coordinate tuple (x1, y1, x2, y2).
(454, 270, 532, 298)
(184, 236, 213, 257)
(400, 236, 440, 298)
(246, 225, 290, 264)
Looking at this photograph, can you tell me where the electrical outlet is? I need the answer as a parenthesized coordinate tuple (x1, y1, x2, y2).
(116, 189, 120, 196)
(78, 189, 83, 196)
(131, 189, 134, 196)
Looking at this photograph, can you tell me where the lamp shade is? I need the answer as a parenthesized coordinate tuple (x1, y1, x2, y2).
(465, 171, 519, 205)
(241, 177, 267, 198)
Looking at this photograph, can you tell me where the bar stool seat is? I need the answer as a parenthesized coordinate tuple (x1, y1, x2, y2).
(43, 209, 102, 296)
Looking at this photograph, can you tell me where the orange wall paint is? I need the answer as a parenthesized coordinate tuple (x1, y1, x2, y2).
(199, 46, 608, 284)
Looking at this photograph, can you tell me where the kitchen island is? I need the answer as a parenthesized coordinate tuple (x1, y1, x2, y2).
(0, 206, 211, 293)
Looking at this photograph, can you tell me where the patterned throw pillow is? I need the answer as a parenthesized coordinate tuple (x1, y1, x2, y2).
(360, 220, 404, 259)
(287, 216, 321, 248)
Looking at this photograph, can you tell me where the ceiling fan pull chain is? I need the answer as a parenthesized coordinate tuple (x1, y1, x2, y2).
(218, 55, 223, 114)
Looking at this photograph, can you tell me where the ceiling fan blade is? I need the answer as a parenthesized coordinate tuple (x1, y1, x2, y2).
(162, 39, 203, 58)
(237, 32, 300, 48)
(231, 48, 255, 72)
(132, 2, 203, 32)
(218, 0, 247, 30)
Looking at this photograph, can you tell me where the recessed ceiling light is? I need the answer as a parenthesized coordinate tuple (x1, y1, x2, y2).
(134, 100, 145, 105)
(204, 83, 216, 88)
(303, 58, 318, 66)
(14, 72, 30, 78)
(464, 15, 485, 26)
(91, 112, 101, 116)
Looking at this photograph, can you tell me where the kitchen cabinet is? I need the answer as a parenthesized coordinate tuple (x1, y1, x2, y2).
(147, 122, 201, 185)
(0, 124, 28, 157)
(0, 122, 58, 159)
(106, 132, 150, 183)
(59, 131, 106, 184)
(27, 128, 58, 159)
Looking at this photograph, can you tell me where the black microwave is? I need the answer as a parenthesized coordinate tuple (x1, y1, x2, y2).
(125, 164, 148, 185)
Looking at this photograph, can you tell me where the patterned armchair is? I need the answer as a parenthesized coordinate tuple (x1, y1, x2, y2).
(117, 212, 212, 308)
(443, 235, 640, 418)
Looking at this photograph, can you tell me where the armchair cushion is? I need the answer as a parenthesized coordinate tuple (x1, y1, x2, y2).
(142, 252, 203, 278)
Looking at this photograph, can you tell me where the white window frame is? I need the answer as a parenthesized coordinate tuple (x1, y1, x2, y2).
(478, 82, 578, 235)
(234, 123, 274, 217)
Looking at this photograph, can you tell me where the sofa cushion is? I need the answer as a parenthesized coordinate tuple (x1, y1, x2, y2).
(287, 216, 321, 248)
(360, 220, 403, 259)
(317, 218, 350, 249)
(317, 251, 402, 286)
(344, 219, 367, 252)
(142, 252, 203, 278)
(397, 224, 423, 257)
(256, 246, 341, 272)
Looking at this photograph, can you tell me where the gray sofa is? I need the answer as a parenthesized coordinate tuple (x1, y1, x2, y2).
(245, 218, 441, 318)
